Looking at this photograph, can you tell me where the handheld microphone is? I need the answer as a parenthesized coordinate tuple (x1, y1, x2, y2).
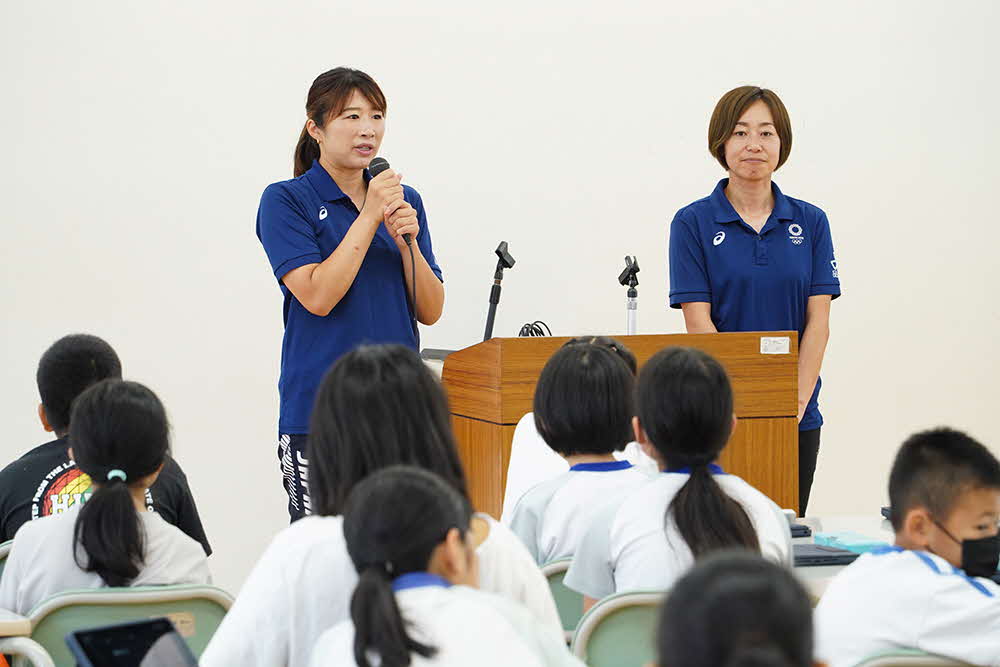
(368, 157, 412, 246)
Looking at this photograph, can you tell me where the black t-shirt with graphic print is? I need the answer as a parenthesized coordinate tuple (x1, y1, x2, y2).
(0, 437, 211, 555)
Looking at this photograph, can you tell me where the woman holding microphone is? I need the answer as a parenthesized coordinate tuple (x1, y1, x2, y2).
(668, 86, 840, 515)
(257, 68, 445, 521)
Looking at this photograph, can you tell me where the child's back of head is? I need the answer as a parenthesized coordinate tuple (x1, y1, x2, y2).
(889, 427, 1000, 576)
(533, 338, 635, 457)
(36, 333, 122, 435)
(658, 551, 814, 667)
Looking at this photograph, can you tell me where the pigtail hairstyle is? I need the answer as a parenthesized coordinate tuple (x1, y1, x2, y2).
(636, 347, 758, 557)
(343, 466, 473, 667)
(658, 551, 814, 667)
(308, 344, 468, 517)
(293, 67, 387, 177)
(70, 380, 169, 586)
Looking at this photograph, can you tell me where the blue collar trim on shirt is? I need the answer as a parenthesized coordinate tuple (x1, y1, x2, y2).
(304, 159, 373, 203)
(874, 547, 995, 598)
(664, 463, 725, 475)
(391, 572, 452, 592)
(569, 461, 634, 472)
(709, 178, 795, 224)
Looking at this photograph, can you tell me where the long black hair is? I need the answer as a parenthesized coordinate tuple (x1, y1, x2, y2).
(636, 347, 758, 557)
(344, 466, 473, 667)
(307, 344, 468, 516)
(70, 380, 169, 586)
(658, 551, 813, 667)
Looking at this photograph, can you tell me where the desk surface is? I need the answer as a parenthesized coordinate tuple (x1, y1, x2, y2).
(0, 609, 30, 637)
(792, 515, 895, 599)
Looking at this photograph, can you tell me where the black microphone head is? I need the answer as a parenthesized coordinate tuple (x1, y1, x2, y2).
(368, 157, 390, 177)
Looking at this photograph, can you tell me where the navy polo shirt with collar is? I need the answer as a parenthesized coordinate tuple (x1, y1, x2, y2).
(668, 179, 840, 431)
(257, 160, 443, 434)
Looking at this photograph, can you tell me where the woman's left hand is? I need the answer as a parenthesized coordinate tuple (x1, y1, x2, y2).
(384, 200, 419, 248)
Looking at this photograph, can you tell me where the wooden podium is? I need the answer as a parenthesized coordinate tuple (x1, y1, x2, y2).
(441, 332, 799, 518)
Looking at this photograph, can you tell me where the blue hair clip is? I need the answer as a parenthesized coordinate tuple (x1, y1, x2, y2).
(106, 469, 128, 483)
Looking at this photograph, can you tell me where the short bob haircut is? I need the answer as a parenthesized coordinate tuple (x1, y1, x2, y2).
(533, 340, 635, 456)
(658, 551, 814, 667)
(307, 344, 468, 516)
(708, 86, 793, 171)
(37, 334, 122, 433)
(888, 427, 1000, 531)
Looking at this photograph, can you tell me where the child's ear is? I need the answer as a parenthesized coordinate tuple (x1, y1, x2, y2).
(902, 506, 933, 548)
(38, 404, 54, 433)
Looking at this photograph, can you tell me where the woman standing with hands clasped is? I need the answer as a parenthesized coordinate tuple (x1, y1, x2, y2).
(256, 68, 445, 521)
(668, 86, 841, 515)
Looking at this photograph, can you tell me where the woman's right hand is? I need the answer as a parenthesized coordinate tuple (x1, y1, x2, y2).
(361, 169, 404, 223)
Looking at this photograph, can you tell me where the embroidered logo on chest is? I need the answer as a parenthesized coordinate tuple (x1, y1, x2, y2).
(788, 223, 804, 245)
(319, 206, 328, 221)
(713, 231, 726, 246)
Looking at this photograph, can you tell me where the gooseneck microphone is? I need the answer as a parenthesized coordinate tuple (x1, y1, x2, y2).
(367, 157, 412, 246)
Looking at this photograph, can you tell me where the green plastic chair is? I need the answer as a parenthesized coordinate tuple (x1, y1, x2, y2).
(0, 539, 12, 581)
(854, 649, 977, 667)
(571, 590, 663, 667)
(540, 558, 582, 641)
(12, 584, 233, 667)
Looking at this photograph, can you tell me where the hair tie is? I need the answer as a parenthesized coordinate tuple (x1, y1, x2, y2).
(106, 469, 127, 483)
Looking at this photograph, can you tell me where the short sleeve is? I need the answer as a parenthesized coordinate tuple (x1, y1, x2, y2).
(915, 575, 1000, 665)
(151, 458, 212, 556)
(809, 211, 841, 298)
(256, 184, 323, 283)
(562, 501, 619, 599)
(508, 489, 547, 564)
(407, 187, 443, 282)
(668, 211, 712, 308)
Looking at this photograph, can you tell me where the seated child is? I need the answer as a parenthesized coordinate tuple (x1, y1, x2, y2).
(0, 333, 210, 554)
(509, 341, 653, 564)
(658, 551, 818, 667)
(815, 427, 1000, 667)
(202, 345, 560, 667)
(0, 380, 210, 614)
(501, 336, 656, 521)
(308, 466, 583, 667)
(564, 346, 791, 606)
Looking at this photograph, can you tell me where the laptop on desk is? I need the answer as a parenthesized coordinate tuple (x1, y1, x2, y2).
(794, 544, 860, 567)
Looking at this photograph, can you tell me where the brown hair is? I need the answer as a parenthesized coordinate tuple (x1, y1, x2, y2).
(293, 68, 387, 177)
(708, 86, 792, 171)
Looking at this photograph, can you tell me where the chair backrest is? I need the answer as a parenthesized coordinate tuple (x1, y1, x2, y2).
(571, 591, 663, 667)
(0, 540, 11, 581)
(540, 558, 582, 639)
(17, 585, 232, 667)
(854, 649, 974, 667)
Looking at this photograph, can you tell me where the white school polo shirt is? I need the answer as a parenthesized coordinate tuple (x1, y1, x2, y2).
(308, 575, 585, 667)
(814, 547, 1000, 667)
(563, 469, 791, 599)
(201, 513, 562, 667)
(0, 504, 210, 615)
(509, 462, 655, 565)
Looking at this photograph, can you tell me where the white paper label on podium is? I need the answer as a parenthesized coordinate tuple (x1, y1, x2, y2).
(760, 336, 791, 355)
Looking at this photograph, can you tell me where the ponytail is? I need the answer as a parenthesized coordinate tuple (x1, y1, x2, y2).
(669, 464, 758, 557)
(73, 474, 144, 586)
(293, 68, 388, 178)
(350, 568, 435, 667)
(636, 347, 761, 558)
(293, 122, 320, 178)
(68, 380, 169, 587)
(343, 466, 472, 667)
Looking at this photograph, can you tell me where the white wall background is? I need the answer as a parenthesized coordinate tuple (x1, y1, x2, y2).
(2, 0, 996, 595)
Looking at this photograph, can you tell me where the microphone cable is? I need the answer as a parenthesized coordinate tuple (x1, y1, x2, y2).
(518, 321, 552, 337)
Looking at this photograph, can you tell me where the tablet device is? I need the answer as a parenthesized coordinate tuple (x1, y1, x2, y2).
(793, 544, 860, 567)
(65, 617, 198, 667)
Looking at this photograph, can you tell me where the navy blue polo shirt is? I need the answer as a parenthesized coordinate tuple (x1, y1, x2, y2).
(668, 179, 840, 430)
(257, 160, 443, 434)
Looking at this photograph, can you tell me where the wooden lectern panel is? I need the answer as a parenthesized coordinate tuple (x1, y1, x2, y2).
(442, 332, 800, 517)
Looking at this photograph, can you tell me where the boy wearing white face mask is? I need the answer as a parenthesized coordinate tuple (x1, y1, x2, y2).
(815, 428, 1000, 667)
